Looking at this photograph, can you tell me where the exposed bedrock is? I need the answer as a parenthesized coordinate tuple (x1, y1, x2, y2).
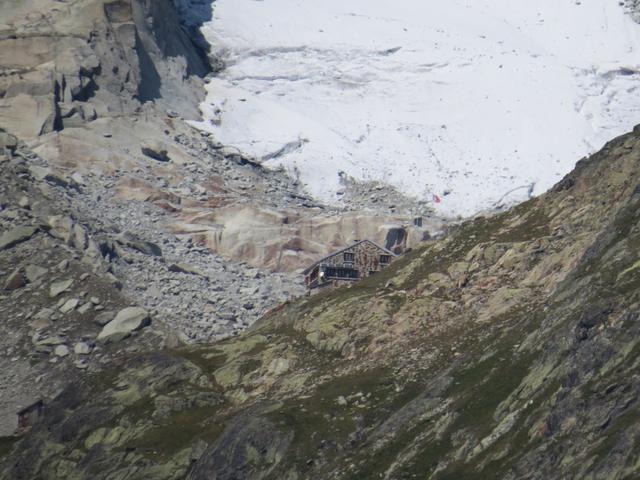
(0, 0, 211, 141)
(168, 205, 432, 272)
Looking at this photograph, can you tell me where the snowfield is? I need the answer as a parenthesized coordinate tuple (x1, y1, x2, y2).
(193, 0, 640, 217)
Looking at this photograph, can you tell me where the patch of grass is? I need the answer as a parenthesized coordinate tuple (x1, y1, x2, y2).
(126, 405, 227, 460)
(239, 358, 262, 377)
(589, 408, 640, 463)
(448, 349, 535, 438)
(354, 420, 453, 480)
(267, 367, 402, 473)
(494, 201, 550, 243)
(176, 348, 227, 376)
(0, 436, 18, 459)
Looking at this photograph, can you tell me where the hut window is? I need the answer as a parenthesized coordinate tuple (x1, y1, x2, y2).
(325, 267, 358, 279)
(343, 252, 354, 262)
(380, 255, 391, 265)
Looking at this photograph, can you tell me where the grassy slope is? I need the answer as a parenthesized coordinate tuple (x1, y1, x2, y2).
(4, 128, 640, 480)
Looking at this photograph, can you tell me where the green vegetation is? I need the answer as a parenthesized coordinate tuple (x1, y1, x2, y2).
(0, 437, 16, 460)
(127, 405, 227, 460)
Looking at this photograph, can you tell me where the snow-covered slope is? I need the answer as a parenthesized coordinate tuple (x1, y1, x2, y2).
(193, 0, 640, 217)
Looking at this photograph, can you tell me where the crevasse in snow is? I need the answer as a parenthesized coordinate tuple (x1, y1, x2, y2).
(192, 0, 640, 217)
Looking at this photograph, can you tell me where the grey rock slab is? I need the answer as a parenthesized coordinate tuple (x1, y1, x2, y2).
(0, 226, 38, 251)
(97, 307, 151, 343)
(94, 311, 116, 326)
(59, 298, 80, 313)
(77, 302, 92, 314)
(25, 265, 48, 283)
(35, 335, 65, 347)
(50, 279, 73, 298)
(28, 165, 53, 181)
(33, 308, 55, 321)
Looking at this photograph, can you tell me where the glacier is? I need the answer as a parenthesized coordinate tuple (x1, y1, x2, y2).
(192, 0, 640, 217)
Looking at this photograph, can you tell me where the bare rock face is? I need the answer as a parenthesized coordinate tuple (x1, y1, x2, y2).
(170, 205, 435, 272)
(0, 0, 210, 144)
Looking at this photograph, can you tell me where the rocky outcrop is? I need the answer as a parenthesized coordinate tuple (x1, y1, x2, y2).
(169, 205, 434, 272)
(4, 125, 640, 478)
(0, 0, 211, 143)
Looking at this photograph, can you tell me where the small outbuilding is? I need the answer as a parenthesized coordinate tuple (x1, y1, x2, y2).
(303, 239, 396, 290)
(16, 399, 44, 433)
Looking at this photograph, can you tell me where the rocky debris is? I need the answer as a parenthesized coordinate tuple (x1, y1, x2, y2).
(336, 171, 436, 218)
(0, 226, 38, 251)
(0, 154, 170, 437)
(97, 307, 151, 343)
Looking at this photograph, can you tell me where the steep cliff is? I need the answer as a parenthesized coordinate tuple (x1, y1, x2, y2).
(4, 124, 640, 478)
(0, 0, 211, 136)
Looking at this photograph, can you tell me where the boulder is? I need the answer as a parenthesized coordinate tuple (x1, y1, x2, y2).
(141, 141, 171, 162)
(54, 345, 70, 357)
(97, 307, 151, 343)
(4, 268, 26, 290)
(168, 262, 208, 278)
(0, 132, 18, 152)
(47, 216, 87, 248)
(18, 196, 31, 209)
(28, 165, 53, 181)
(115, 232, 162, 257)
(25, 265, 48, 283)
(74, 342, 93, 355)
(77, 302, 93, 314)
(0, 226, 38, 251)
(50, 279, 73, 298)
